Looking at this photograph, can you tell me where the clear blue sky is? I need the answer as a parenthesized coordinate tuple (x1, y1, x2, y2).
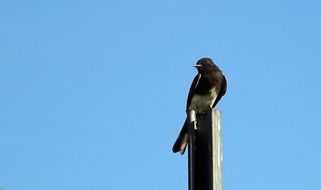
(1, 1, 321, 190)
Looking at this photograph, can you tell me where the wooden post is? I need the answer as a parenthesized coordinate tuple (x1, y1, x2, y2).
(188, 108, 223, 190)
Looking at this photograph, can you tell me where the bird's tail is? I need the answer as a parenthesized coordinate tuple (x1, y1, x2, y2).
(172, 119, 188, 154)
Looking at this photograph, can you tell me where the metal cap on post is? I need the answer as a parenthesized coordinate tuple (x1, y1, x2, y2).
(188, 108, 223, 190)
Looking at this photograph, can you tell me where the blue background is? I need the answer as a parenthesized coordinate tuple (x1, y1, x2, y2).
(1, 1, 321, 189)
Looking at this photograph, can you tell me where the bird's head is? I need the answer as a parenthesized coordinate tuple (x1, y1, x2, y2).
(193, 57, 218, 73)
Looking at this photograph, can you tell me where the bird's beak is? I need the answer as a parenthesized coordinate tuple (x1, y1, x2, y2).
(193, 64, 201, 68)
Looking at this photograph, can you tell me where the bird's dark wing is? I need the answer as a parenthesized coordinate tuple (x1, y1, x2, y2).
(186, 74, 201, 111)
(212, 75, 227, 108)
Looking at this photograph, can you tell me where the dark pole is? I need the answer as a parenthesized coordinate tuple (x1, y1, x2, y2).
(188, 108, 223, 190)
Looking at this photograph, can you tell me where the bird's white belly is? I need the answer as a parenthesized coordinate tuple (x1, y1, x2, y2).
(189, 88, 218, 112)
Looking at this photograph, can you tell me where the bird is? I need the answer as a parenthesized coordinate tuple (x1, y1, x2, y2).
(172, 57, 227, 154)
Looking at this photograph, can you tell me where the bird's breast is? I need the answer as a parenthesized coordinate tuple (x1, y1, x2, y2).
(188, 88, 218, 112)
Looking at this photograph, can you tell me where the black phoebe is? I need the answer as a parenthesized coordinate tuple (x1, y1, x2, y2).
(172, 57, 227, 154)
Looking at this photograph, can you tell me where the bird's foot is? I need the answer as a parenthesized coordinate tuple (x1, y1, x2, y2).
(197, 111, 209, 119)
